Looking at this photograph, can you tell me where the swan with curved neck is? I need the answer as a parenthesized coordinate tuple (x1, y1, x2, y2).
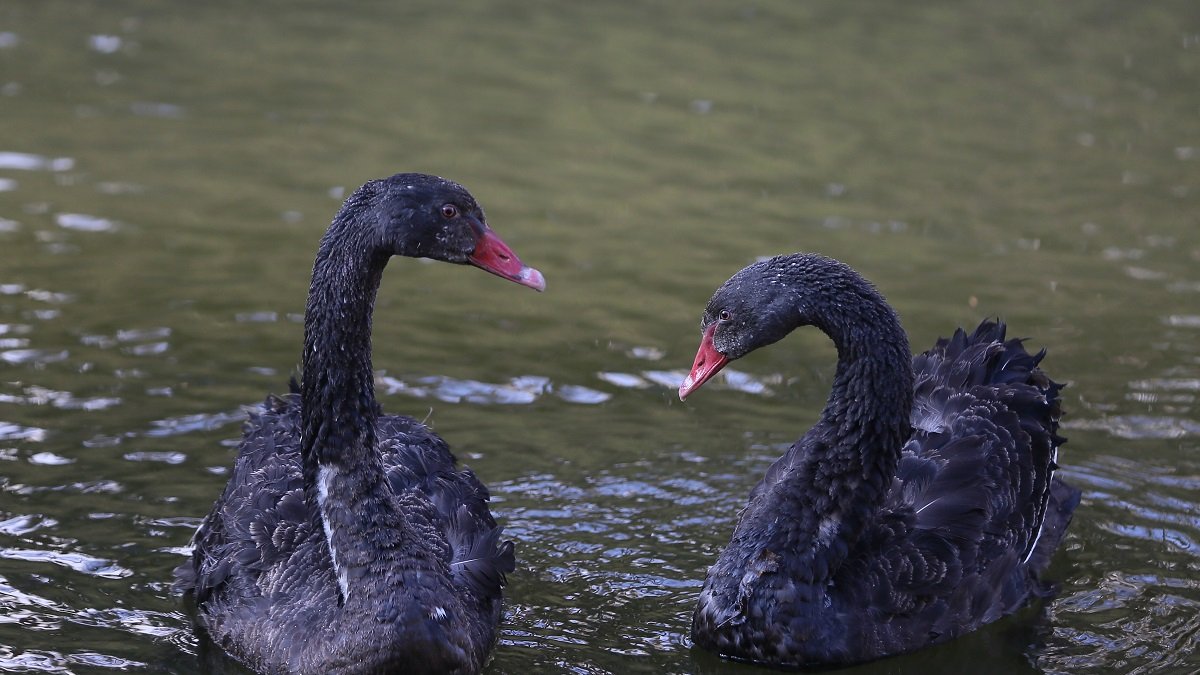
(681, 253, 1078, 667)
(176, 173, 542, 674)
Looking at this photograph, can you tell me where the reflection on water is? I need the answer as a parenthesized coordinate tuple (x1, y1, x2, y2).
(0, 548, 131, 579)
(1044, 457, 1200, 674)
(0, 650, 147, 673)
(1, 1, 1198, 673)
(377, 367, 783, 406)
(0, 423, 46, 442)
(55, 213, 120, 233)
(1067, 415, 1200, 440)
(0, 152, 75, 172)
(380, 373, 613, 406)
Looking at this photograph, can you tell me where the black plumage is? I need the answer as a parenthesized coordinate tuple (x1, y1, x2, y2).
(680, 253, 1079, 667)
(174, 174, 544, 674)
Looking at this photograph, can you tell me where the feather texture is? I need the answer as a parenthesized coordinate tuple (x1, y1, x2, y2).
(685, 254, 1080, 667)
(175, 394, 514, 674)
(174, 174, 535, 674)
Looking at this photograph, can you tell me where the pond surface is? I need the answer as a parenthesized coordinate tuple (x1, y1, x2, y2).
(1, 2, 1198, 673)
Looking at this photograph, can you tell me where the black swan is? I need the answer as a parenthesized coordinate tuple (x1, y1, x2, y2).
(679, 253, 1080, 667)
(174, 173, 544, 674)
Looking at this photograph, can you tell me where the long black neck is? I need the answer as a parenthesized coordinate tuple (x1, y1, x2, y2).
(298, 206, 418, 603)
(811, 285, 914, 468)
(760, 263, 914, 583)
(300, 219, 387, 484)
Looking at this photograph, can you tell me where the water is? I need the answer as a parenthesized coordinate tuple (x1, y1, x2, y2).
(1, 2, 1198, 673)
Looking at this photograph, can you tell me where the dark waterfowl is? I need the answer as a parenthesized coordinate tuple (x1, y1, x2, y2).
(680, 253, 1079, 667)
(175, 173, 544, 674)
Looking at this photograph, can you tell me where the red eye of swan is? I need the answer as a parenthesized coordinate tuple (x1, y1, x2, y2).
(440, 204, 459, 219)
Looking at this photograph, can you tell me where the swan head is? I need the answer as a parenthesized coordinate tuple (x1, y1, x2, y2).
(357, 173, 545, 291)
(679, 255, 828, 400)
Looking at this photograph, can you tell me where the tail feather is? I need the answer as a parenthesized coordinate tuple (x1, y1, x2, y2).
(1025, 477, 1081, 574)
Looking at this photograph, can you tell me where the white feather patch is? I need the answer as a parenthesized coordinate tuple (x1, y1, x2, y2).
(317, 465, 350, 600)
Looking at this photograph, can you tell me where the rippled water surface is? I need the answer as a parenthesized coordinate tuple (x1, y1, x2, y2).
(1, 2, 1198, 673)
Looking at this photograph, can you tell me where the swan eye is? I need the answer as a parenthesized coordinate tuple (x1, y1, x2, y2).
(719, 310, 732, 322)
(440, 204, 459, 219)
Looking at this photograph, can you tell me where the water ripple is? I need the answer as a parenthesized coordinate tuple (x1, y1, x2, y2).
(24, 289, 72, 304)
(1124, 266, 1168, 281)
(0, 151, 74, 172)
(116, 327, 171, 342)
(74, 607, 181, 639)
(0, 421, 46, 442)
(0, 548, 131, 579)
(130, 101, 185, 119)
(122, 451, 186, 465)
(0, 386, 121, 411)
(378, 374, 611, 405)
(626, 346, 665, 361)
(608, 367, 778, 395)
(124, 341, 168, 356)
(495, 466, 720, 667)
(0, 648, 145, 672)
(54, 213, 119, 233)
(0, 515, 58, 536)
(1064, 415, 1200, 439)
(0, 574, 160, 669)
(1043, 572, 1200, 674)
(1164, 314, 1200, 328)
(3, 480, 124, 497)
(83, 408, 253, 449)
(87, 34, 122, 54)
(0, 349, 69, 366)
(1128, 378, 1200, 392)
(140, 410, 245, 438)
(235, 311, 278, 323)
(28, 452, 74, 466)
(596, 372, 650, 389)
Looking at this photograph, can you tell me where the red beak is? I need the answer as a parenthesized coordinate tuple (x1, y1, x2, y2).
(679, 324, 730, 400)
(468, 228, 545, 292)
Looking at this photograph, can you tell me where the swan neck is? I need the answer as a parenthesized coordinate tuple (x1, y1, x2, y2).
(800, 264, 914, 453)
(803, 300, 913, 564)
(298, 222, 419, 604)
(300, 226, 388, 475)
(821, 319, 914, 448)
(775, 275, 915, 582)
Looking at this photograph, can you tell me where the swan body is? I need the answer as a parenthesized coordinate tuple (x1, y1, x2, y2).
(175, 174, 543, 674)
(680, 253, 1079, 667)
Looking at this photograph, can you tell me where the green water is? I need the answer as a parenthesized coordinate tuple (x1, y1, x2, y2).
(1, 2, 1197, 673)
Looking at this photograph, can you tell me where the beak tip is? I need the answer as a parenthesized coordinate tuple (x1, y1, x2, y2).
(519, 266, 546, 292)
(678, 375, 695, 401)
